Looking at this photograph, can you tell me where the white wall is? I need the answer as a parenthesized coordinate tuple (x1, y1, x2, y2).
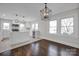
(39, 8, 79, 48)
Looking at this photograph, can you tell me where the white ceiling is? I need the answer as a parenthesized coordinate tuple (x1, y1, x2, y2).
(0, 3, 79, 21)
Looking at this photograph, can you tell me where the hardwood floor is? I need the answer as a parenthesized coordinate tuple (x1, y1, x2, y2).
(0, 39, 79, 56)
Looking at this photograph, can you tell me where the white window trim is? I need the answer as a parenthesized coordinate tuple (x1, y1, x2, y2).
(61, 17, 74, 35)
(2, 23, 10, 30)
(32, 23, 38, 31)
(49, 20, 57, 34)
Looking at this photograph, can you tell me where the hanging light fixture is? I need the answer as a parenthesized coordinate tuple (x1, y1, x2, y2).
(40, 3, 52, 20)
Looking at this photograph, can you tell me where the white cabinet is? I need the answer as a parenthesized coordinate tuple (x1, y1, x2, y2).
(0, 37, 10, 53)
(0, 30, 11, 53)
(10, 32, 30, 45)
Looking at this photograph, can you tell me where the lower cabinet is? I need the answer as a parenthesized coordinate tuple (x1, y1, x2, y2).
(0, 37, 10, 53)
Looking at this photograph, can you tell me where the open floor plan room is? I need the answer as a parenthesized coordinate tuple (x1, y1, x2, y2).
(0, 3, 79, 56)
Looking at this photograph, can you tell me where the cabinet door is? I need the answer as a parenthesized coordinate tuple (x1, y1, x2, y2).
(0, 37, 10, 53)
(0, 30, 11, 53)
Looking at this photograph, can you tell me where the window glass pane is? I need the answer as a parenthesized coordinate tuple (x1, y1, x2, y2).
(32, 23, 38, 31)
(3, 23, 10, 30)
(32, 24, 34, 30)
(61, 17, 73, 35)
(19, 24, 25, 32)
(50, 20, 57, 26)
(49, 29, 56, 33)
(67, 27, 73, 34)
(35, 23, 38, 31)
(49, 20, 57, 34)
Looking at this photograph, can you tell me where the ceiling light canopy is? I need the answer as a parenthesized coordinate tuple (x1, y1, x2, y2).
(40, 3, 52, 20)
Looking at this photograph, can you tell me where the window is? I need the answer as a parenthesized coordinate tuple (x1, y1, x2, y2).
(61, 17, 73, 35)
(32, 23, 38, 31)
(3, 23, 10, 30)
(19, 24, 25, 32)
(35, 24, 38, 31)
(49, 20, 57, 34)
(32, 24, 34, 30)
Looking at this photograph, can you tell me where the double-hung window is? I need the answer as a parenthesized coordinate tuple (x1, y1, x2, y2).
(19, 24, 25, 32)
(32, 23, 38, 31)
(49, 20, 57, 34)
(3, 23, 10, 30)
(61, 17, 73, 35)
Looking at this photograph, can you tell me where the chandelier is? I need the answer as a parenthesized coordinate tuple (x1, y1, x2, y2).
(40, 3, 52, 20)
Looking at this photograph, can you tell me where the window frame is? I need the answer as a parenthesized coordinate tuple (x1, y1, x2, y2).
(49, 20, 57, 34)
(2, 22, 10, 30)
(61, 17, 74, 35)
(32, 23, 38, 31)
(19, 23, 25, 32)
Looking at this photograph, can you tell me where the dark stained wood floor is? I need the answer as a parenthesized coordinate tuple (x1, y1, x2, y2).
(0, 39, 79, 56)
